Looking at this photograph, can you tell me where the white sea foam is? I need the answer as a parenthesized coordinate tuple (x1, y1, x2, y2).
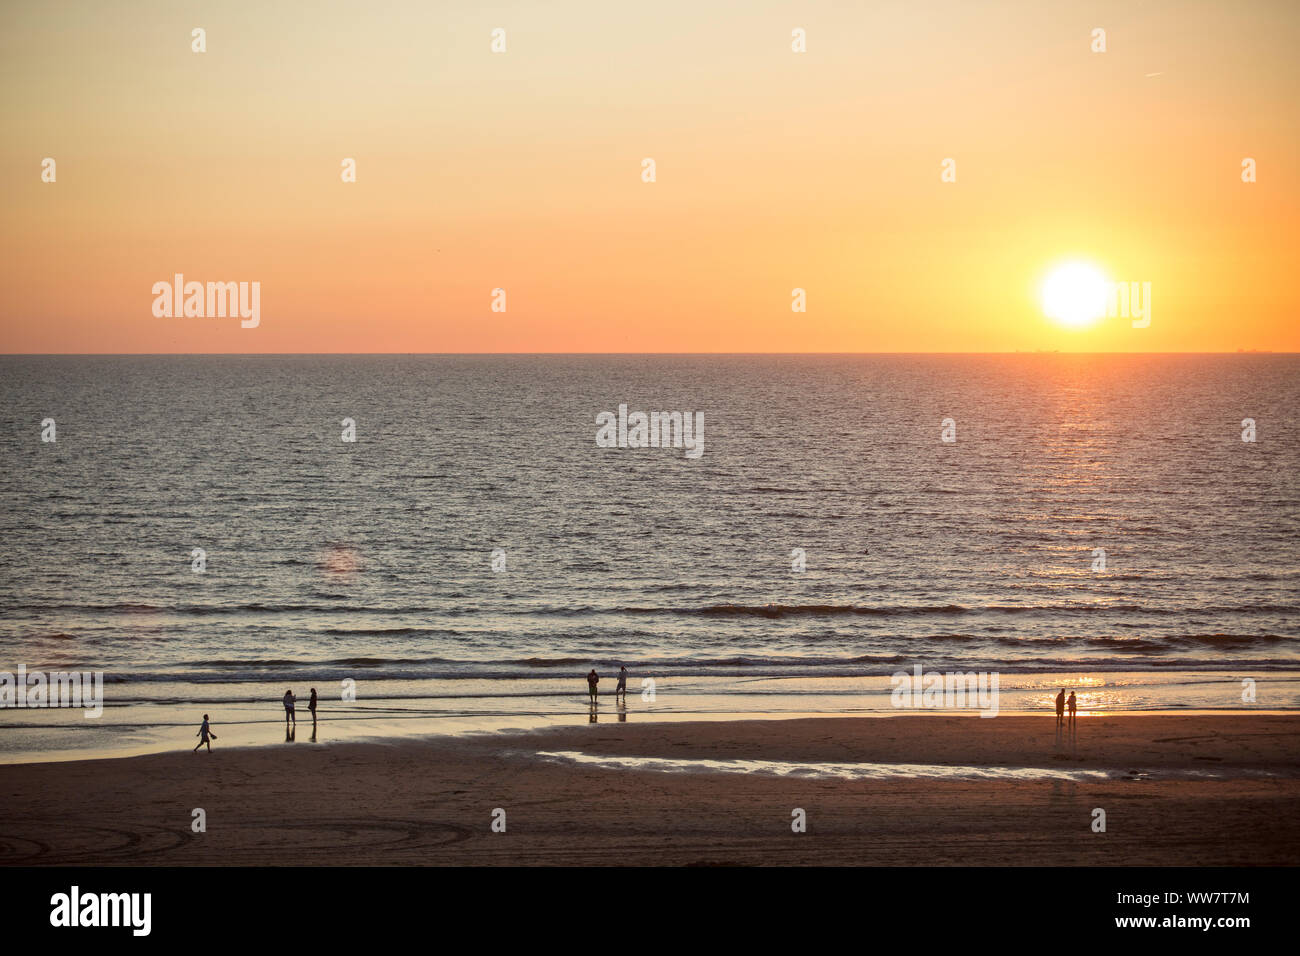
(534, 749, 1118, 781)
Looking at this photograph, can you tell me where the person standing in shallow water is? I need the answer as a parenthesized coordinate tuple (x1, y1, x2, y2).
(193, 714, 216, 752)
(614, 665, 628, 703)
(308, 688, 318, 721)
(1055, 688, 1066, 727)
(1067, 690, 1077, 722)
(283, 689, 297, 724)
(586, 669, 599, 704)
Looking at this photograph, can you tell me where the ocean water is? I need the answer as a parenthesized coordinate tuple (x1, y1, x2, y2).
(1, 354, 1297, 760)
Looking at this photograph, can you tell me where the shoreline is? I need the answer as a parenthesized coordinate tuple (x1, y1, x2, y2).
(4, 665, 1297, 766)
(3, 706, 1297, 767)
(2, 714, 1297, 866)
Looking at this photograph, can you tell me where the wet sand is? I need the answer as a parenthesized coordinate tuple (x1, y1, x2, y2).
(2, 714, 1297, 866)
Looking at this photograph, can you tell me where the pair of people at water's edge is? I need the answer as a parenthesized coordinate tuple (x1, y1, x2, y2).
(587, 666, 628, 703)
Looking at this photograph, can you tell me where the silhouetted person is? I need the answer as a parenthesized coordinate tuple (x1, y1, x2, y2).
(1067, 691, 1077, 722)
(308, 687, 318, 722)
(1055, 688, 1066, 727)
(587, 669, 599, 704)
(614, 665, 628, 702)
(283, 689, 297, 724)
(193, 714, 216, 753)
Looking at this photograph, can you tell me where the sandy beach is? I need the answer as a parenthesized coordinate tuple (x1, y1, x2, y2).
(2, 714, 1297, 867)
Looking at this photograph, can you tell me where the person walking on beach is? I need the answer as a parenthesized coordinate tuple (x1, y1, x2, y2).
(283, 689, 297, 724)
(1055, 688, 1066, 727)
(614, 665, 628, 703)
(586, 669, 599, 704)
(308, 687, 318, 721)
(193, 714, 217, 753)
(1067, 690, 1077, 722)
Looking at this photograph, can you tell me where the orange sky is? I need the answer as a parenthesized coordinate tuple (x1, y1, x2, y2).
(1, 0, 1297, 353)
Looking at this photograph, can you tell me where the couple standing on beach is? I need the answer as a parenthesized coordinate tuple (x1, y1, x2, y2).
(282, 688, 318, 723)
(1055, 688, 1077, 726)
(587, 666, 628, 703)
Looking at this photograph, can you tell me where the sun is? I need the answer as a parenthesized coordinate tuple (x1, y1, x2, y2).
(1041, 261, 1111, 329)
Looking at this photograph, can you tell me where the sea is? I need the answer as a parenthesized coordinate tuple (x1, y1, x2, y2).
(1, 354, 1297, 761)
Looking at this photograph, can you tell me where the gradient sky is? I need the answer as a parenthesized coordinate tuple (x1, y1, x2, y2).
(1, 0, 1297, 353)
